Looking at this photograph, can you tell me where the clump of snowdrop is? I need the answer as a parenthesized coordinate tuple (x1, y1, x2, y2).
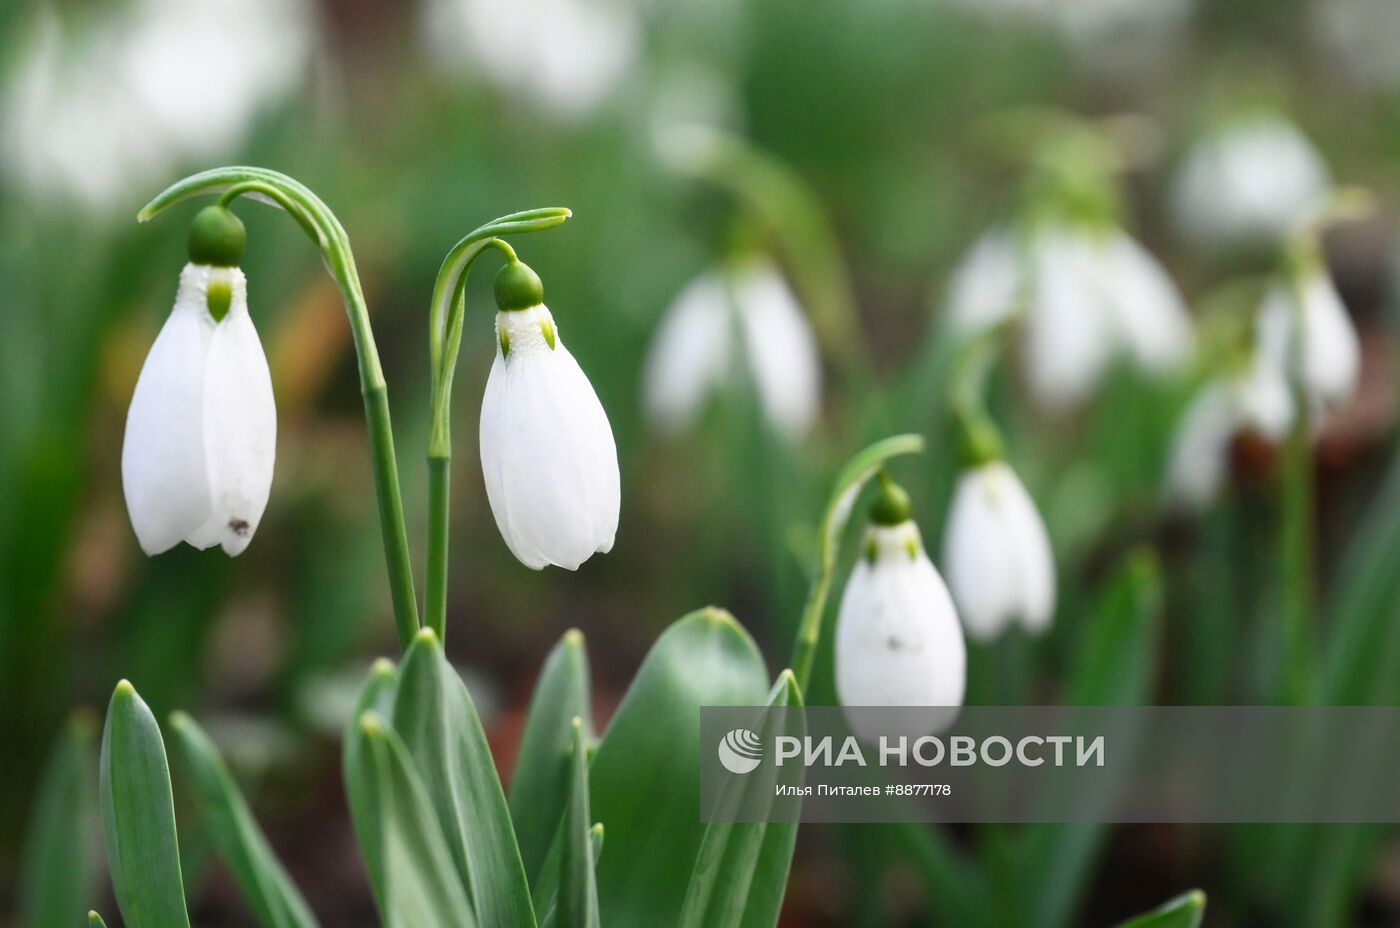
(480, 260, 620, 570)
(421, 0, 639, 119)
(941, 421, 1056, 642)
(1, 0, 311, 210)
(643, 257, 823, 439)
(836, 475, 965, 742)
(946, 222, 1193, 410)
(122, 206, 276, 556)
(1171, 117, 1332, 251)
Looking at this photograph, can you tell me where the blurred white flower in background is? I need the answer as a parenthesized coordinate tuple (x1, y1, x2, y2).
(422, 0, 640, 119)
(836, 485, 964, 742)
(644, 259, 823, 439)
(1310, 0, 1400, 90)
(941, 460, 1055, 642)
(1171, 117, 1332, 250)
(1255, 270, 1361, 409)
(947, 224, 1193, 410)
(1, 0, 312, 211)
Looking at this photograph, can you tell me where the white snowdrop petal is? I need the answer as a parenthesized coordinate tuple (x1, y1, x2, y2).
(482, 306, 620, 570)
(1104, 232, 1193, 374)
(1234, 357, 1296, 441)
(1165, 381, 1238, 510)
(1300, 273, 1360, 404)
(942, 469, 1019, 642)
(994, 464, 1056, 632)
(837, 523, 965, 742)
(1022, 230, 1113, 409)
(642, 273, 732, 434)
(736, 263, 822, 439)
(946, 229, 1021, 333)
(197, 277, 276, 556)
(121, 267, 216, 554)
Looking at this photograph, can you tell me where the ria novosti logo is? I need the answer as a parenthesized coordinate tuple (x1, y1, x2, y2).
(717, 728, 763, 774)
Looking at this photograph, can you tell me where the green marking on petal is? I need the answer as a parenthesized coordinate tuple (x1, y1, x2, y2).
(540, 320, 557, 350)
(865, 538, 878, 564)
(207, 278, 232, 322)
(906, 538, 918, 561)
(499, 328, 511, 357)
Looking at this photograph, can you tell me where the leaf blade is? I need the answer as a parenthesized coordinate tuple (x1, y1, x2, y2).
(20, 712, 100, 928)
(1112, 890, 1206, 928)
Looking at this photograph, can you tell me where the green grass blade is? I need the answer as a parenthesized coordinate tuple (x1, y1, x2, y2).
(678, 670, 803, 928)
(88, 912, 108, 928)
(343, 659, 399, 912)
(167, 712, 320, 928)
(591, 608, 771, 928)
(98, 680, 192, 928)
(1113, 890, 1206, 928)
(393, 628, 537, 927)
(1020, 551, 1163, 928)
(20, 711, 100, 928)
(539, 720, 601, 928)
(510, 629, 593, 884)
(358, 713, 476, 928)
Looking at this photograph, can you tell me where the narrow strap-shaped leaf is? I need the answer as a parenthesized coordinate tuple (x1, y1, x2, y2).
(168, 712, 320, 928)
(538, 719, 601, 928)
(394, 629, 536, 927)
(359, 712, 476, 928)
(511, 629, 593, 885)
(343, 658, 399, 912)
(1112, 890, 1206, 928)
(1020, 550, 1162, 928)
(99, 680, 192, 928)
(591, 608, 771, 928)
(88, 912, 109, 927)
(20, 711, 99, 928)
(679, 670, 803, 928)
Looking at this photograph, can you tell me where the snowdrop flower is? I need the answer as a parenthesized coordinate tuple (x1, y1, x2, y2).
(643, 259, 822, 439)
(942, 458, 1056, 642)
(422, 0, 639, 119)
(1, 0, 311, 210)
(1171, 118, 1331, 250)
(122, 207, 275, 556)
(836, 477, 965, 742)
(1255, 268, 1360, 408)
(947, 224, 1192, 409)
(480, 261, 620, 570)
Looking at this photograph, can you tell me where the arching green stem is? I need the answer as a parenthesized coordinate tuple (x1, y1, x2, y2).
(789, 434, 924, 692)
(424, 208, 572, 641)
(948, 331, 1006, 468)
(140, 167, 422, 651)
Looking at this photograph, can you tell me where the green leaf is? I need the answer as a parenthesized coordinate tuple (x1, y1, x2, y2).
(394, 628, 537, 927)
(20, 711, 99, 928)
(1020, 550, 1162, 928)
(1113, 890, 1206, 928)
(88, 912, 109, 928)
(678, 670, 803, 928)
(358, 712, 476, 928)
(539, 719, 601, 928)
(99, 680, 192, 928)
(343, 658, 400, 912)
(591, 608, 771, 928)
(889, 822, 997, 928)
(510, 628, 593, 884)
(167, 712, 320, 928)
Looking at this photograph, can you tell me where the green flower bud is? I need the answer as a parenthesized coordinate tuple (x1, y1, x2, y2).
(187, 205, 246, 267)
(869, 473, 912, 526)
(494, 260, 544, 311)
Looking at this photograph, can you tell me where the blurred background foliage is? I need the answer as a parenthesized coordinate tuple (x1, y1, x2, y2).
(3, 0, 1400, 924)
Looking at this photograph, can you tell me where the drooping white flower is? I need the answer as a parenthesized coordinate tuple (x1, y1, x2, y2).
(643, 259, 822, 439)
(122, 263, 276, 557)
(836, 513, 965, 742)
(1171, 118, 1331, 249)
(421, 0, 639, 119)
(1255, 270, 1360, 408)
(1, 0, 311, 210)
(942, 461, 1055, 642)
(480, 266, 620, 570)
(948, 224, 1191, 409)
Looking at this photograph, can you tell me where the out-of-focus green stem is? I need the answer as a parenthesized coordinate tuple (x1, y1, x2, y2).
(424, 210, 571, 641)
(1280, 385, 1314, 705)
(141, 167, 421, 651)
